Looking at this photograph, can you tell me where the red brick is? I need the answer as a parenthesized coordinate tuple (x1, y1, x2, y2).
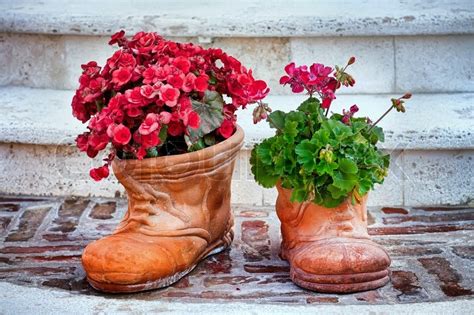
(369, 224, 474, 235)
(452, 246, 474, 260)
(383, 212, 474, 225)
(89, 201, 116, 220)
(391, 270, 428, 302)
(243, 264, 290, 273)
(199, 251, 232, 274)
(0, 245, 84, 254)
(42, 278, 89, 291)
(240, 220, 271, 262)
(256, 274, 292, 285)
(381, 207, 409, 215)
(171, 276, 192, 289)
(49, 198, 89, 233)
(0, 203, 20, 212)
(306, 296, 339, 304)
(203, 275, 259, 287)
(25, 255, 82, 262)
(6, 207, 50, 242)
(0, 257, 12, 264)
(388, 247, 443, 257)
(0, 217, 12, 233)
(418, 257, 473, 297)
(235, 210, 269, 218)
(0, 197, 46, 203)
(0, 266, 75, 277)
(413, 206, 473, 212)
(355, 290, 382, 303)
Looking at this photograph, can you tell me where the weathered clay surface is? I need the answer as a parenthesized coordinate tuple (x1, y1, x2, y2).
(0, 195, 473, 304)
(276, 185, 390, 293)
(81, 127, 244, 292)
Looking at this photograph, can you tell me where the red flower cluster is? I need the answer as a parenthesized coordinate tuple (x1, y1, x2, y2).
(72, 31, 269, 181)
(279, 58, 356, 109)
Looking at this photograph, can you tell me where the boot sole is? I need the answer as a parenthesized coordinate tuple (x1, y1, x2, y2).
(291, 266, 390, 293)
(86, 230, 233, 293)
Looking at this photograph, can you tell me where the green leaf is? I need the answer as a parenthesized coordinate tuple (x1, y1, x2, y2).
(256, 140, 273, 165)
(203, 134, 216, 146)
(297, 97, 320, 113)
(188, 138, 206, 152)
(291, 188, 308, 203)
(159, 125, 168, 144)
(315, 159, 338, 176)
(146, 147, 159, 158)
(187, 90, 224, 144)
(339, 158, 358, 174)
(325, 119, 353, 140)
(311, 129, 330, 147)
(353, 133, 368, 145)
(283, 120, 299, 140)
(267, 110, 286, 131)
(321, 195, 345, 208)
(331, 171, 357, 194)
(295, 140, 317, 170)
(370, 126, 385, 144)
(250, 149, 279, 188)
(357, 178, 373, 195)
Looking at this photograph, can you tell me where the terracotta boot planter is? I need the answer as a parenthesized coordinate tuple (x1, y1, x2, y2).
(276, 184, 391, 293)
(81, 126, 244, 293)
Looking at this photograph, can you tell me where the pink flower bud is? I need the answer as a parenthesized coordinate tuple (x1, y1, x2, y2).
(350, 104, 359, 113)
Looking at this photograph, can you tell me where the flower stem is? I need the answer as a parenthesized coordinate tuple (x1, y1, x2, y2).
(367, 105, 394, 133)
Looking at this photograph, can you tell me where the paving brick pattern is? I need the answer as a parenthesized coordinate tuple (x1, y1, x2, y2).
(0, 195, 473, 305)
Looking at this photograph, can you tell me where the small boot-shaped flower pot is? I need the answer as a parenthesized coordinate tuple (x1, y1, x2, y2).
(276, 184, 391, 293)
(81, 127, 244, 293)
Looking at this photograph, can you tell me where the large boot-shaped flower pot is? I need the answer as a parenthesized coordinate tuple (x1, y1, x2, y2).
(82, 127, 244, 293)
(276, 184, 391, 293)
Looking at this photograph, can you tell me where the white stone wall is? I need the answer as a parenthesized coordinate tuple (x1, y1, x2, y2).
(0, 0, 473, 206)
(1, 33, 473, 94)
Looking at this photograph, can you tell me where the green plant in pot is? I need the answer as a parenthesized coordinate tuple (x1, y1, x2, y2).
(251, 58, 410, 293)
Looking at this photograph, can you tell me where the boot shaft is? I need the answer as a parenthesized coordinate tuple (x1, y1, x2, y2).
(276, 183, 369, 250)
(111, 127, 244, 243)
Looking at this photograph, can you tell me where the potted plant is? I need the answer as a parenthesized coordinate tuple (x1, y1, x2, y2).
(72, 31, 269, 293)
(250, 58, 410, 293)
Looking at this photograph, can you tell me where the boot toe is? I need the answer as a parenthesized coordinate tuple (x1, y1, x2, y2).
(289, 238, 391, 293)
(293, 238, 390, 275)
(82, 233, 181, 286)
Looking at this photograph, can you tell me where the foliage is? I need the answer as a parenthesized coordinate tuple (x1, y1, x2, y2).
(251, 59, 410, 207)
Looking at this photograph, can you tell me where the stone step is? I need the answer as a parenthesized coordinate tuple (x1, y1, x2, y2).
(1, 32, 473, 95)
(2, 0, 473, 37)
(0, 86, 472, 206)
(0, 0, 473, 94)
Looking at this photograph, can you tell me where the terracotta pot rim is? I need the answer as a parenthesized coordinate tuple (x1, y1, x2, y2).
(276, 182, 368, 208)
(112, 125, 244, 178)
(114, 125, 243, 165)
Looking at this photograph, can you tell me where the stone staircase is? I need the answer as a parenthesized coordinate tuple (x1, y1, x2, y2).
(0, 0, 473, 208)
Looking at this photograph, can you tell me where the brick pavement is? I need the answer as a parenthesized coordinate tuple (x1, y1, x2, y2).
(0, 196, 473, 305)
